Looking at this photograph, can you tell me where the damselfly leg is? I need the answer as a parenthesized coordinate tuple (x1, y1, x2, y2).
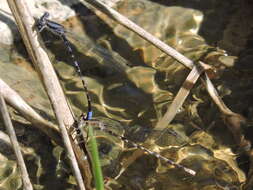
(77, 118, 196, 176)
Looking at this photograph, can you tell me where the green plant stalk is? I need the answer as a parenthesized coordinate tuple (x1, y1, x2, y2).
(87, 124, 104, 190)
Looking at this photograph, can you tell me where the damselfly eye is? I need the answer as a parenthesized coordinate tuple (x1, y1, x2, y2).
(99, 143, 112, 155)
(37, 24, 42, 30)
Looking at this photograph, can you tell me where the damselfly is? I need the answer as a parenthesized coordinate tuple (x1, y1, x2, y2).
(36, 12, 196, 176)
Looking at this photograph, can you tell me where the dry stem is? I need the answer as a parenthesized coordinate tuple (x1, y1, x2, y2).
(0, 95, 33, 190)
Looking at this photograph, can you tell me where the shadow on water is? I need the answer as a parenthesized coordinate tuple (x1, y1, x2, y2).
(0, 120, 72, 190)
(148, 0, 239, 45)
(61, 1, 147, 67)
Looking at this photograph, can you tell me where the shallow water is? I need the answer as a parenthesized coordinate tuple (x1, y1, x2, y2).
(0, 0, 253, 189)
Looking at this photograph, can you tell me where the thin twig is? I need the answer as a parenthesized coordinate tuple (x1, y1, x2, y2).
(204, 73, 237, 116)
(6, 1, 89, 189)
(0, 95, 33, 190)
(82, 0, 212, 71)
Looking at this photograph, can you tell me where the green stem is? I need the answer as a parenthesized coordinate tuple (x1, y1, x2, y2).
(88, 124, 104, 190)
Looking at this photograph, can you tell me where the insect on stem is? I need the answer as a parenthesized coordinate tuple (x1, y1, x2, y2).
(36, 12, 196, 177)
(37, 12, 93, 121)
(37, 12, 105, 190)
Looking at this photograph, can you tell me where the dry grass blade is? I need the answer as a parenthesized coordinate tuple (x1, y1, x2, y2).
(204, 73, 237, 116)
(0, 95, 33, 190)
(154, 65, 204, 132)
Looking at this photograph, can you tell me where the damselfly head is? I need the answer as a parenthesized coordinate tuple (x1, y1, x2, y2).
(37, 12, 50, 32)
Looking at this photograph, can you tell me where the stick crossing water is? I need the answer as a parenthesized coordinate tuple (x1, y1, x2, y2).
(37, 12, 196, 176)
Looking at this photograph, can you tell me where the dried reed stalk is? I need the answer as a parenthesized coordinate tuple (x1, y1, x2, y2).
(0, 95, 33, 190)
